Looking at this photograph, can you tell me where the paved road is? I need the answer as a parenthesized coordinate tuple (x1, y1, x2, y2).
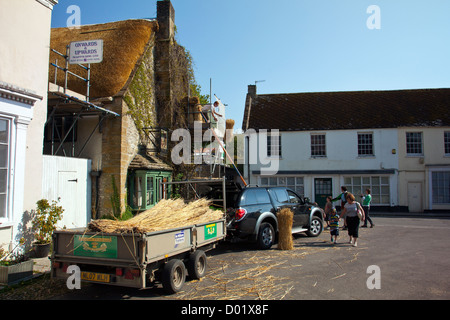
(53, 216, 450, 300)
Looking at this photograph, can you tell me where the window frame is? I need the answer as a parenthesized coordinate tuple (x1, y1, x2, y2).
(310, 133, 326, 158)
(444, 131, 450, 156)
(343, 175, 391, 205)
(406, 132, 423, 156)
(358, 132, 374, 156)
(259, 176, 305, 197)
(267, 134, 281, 158)
(0, 117, 11, 222)
(431, 171, 450, 204)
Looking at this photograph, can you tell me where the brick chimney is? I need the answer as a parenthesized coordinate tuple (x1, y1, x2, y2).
(247, 84, 257, 99)
(157, 0, 175, 41)
(242, 85, 257, 131)
(155, 0, 176, 128)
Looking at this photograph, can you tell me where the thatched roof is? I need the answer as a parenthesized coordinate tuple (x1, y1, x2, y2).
(49, 19, 158, 99)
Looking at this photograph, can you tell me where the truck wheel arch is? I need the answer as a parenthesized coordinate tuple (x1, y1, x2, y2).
(253, 212, 278, 239)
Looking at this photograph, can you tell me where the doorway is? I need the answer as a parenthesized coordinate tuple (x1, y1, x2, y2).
(407, 182, 422, 212)
(314, 178, 332, 208)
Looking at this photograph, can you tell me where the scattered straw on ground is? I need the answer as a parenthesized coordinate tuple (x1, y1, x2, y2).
(88, 198, 223, 234)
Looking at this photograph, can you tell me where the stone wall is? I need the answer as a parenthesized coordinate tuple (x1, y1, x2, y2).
(96, 0, 192, 217)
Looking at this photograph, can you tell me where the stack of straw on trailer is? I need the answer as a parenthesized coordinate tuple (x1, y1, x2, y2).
(88, 198, 223, 234)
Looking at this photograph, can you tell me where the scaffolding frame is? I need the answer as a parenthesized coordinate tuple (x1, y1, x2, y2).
(47, 45, 119, 158)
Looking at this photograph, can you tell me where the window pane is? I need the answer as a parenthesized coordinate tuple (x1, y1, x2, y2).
(255, 189, 271, 204)
(274, 189, 289, 203)
(0, 118, 9, 220)
(267, 134, 281, 157)
(432, 172, 450, 204)
(311, 134, 326, 157)
(242, 190, 258, 205)
(146, 177, 153, 206)
(445, 132, 450, 154)
(0, 169, 6, 193)
(372, 186, 380, 195)
(345, 175, 390, 205)
(134, 176, 143, 207)
(0, 145, 7, 168)
(0, 120, 8, 144)
(352, 177, 361, 186)
(0, 194, 6, 218)
(406, 132, 423, 155)
(287, 190, 301, 203)
(358, 133, 373, 155)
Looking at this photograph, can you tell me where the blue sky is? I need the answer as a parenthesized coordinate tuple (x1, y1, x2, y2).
(51, 1, 450, 131)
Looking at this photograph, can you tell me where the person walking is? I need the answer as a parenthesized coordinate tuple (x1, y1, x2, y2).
(323, 196, 334, 228)
(331, 186, 348, 229)
(329, 207, 340, 244)
(360, 188, 375, 228)
(339, 192, 364, 247)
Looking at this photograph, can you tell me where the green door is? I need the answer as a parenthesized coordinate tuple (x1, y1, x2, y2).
(314, 178, 332, 208)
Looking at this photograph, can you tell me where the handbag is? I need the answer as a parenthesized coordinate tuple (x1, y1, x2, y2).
(356, 202, 364, 220)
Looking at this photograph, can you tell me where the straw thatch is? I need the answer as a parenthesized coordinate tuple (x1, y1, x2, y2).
(49, 20, 158, 98)
(194, 104, 204, 122)
(277, 208, 293, 250)
(225, 119, 235, 130)
(88, 198, 223, 234)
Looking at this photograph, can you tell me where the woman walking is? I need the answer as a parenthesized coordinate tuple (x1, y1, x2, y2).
(340, 193, 364, 247)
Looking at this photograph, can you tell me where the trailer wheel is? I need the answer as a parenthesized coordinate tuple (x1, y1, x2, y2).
(187, 250, 207, 279)
(162, 259, 186, 294)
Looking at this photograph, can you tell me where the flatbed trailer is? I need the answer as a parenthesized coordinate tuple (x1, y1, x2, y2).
(51, 219, 225, 293)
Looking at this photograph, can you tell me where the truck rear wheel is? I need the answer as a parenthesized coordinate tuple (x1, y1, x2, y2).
(187, 250, 207, 279)
(257, 222, 275, 250)
(162, 259, 186, 294)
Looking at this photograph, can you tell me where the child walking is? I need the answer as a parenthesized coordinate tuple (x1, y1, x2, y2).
(329, 208, 340, 244)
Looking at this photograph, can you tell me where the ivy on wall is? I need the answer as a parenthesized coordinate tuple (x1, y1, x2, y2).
(123, 45, 156, 140)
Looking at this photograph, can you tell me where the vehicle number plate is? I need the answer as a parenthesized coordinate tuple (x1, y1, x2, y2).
(81, 272, 110, 283)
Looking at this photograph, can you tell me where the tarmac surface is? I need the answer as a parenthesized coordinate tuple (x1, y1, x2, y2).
(2, 210, 449, 301)
(30, 210, 450, 276)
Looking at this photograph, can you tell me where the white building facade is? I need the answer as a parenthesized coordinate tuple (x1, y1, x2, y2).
(242, 86, 450, 212)
(0, 0, 58, 249)
(244, 128, 399, 209)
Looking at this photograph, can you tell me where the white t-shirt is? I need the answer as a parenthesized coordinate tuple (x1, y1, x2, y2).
(344, 202, 358, 217)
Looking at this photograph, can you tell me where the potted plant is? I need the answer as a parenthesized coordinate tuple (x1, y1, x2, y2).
(31, 198, 64, 258)
(0, 240, 34, 286)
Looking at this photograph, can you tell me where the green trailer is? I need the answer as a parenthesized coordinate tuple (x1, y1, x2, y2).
(51, 219, 225, 293)
(51, 179, 229, 294)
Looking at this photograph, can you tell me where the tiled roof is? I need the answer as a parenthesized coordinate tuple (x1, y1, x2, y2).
(129, 153, 173, 171)
(245, 88, 450, 131)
